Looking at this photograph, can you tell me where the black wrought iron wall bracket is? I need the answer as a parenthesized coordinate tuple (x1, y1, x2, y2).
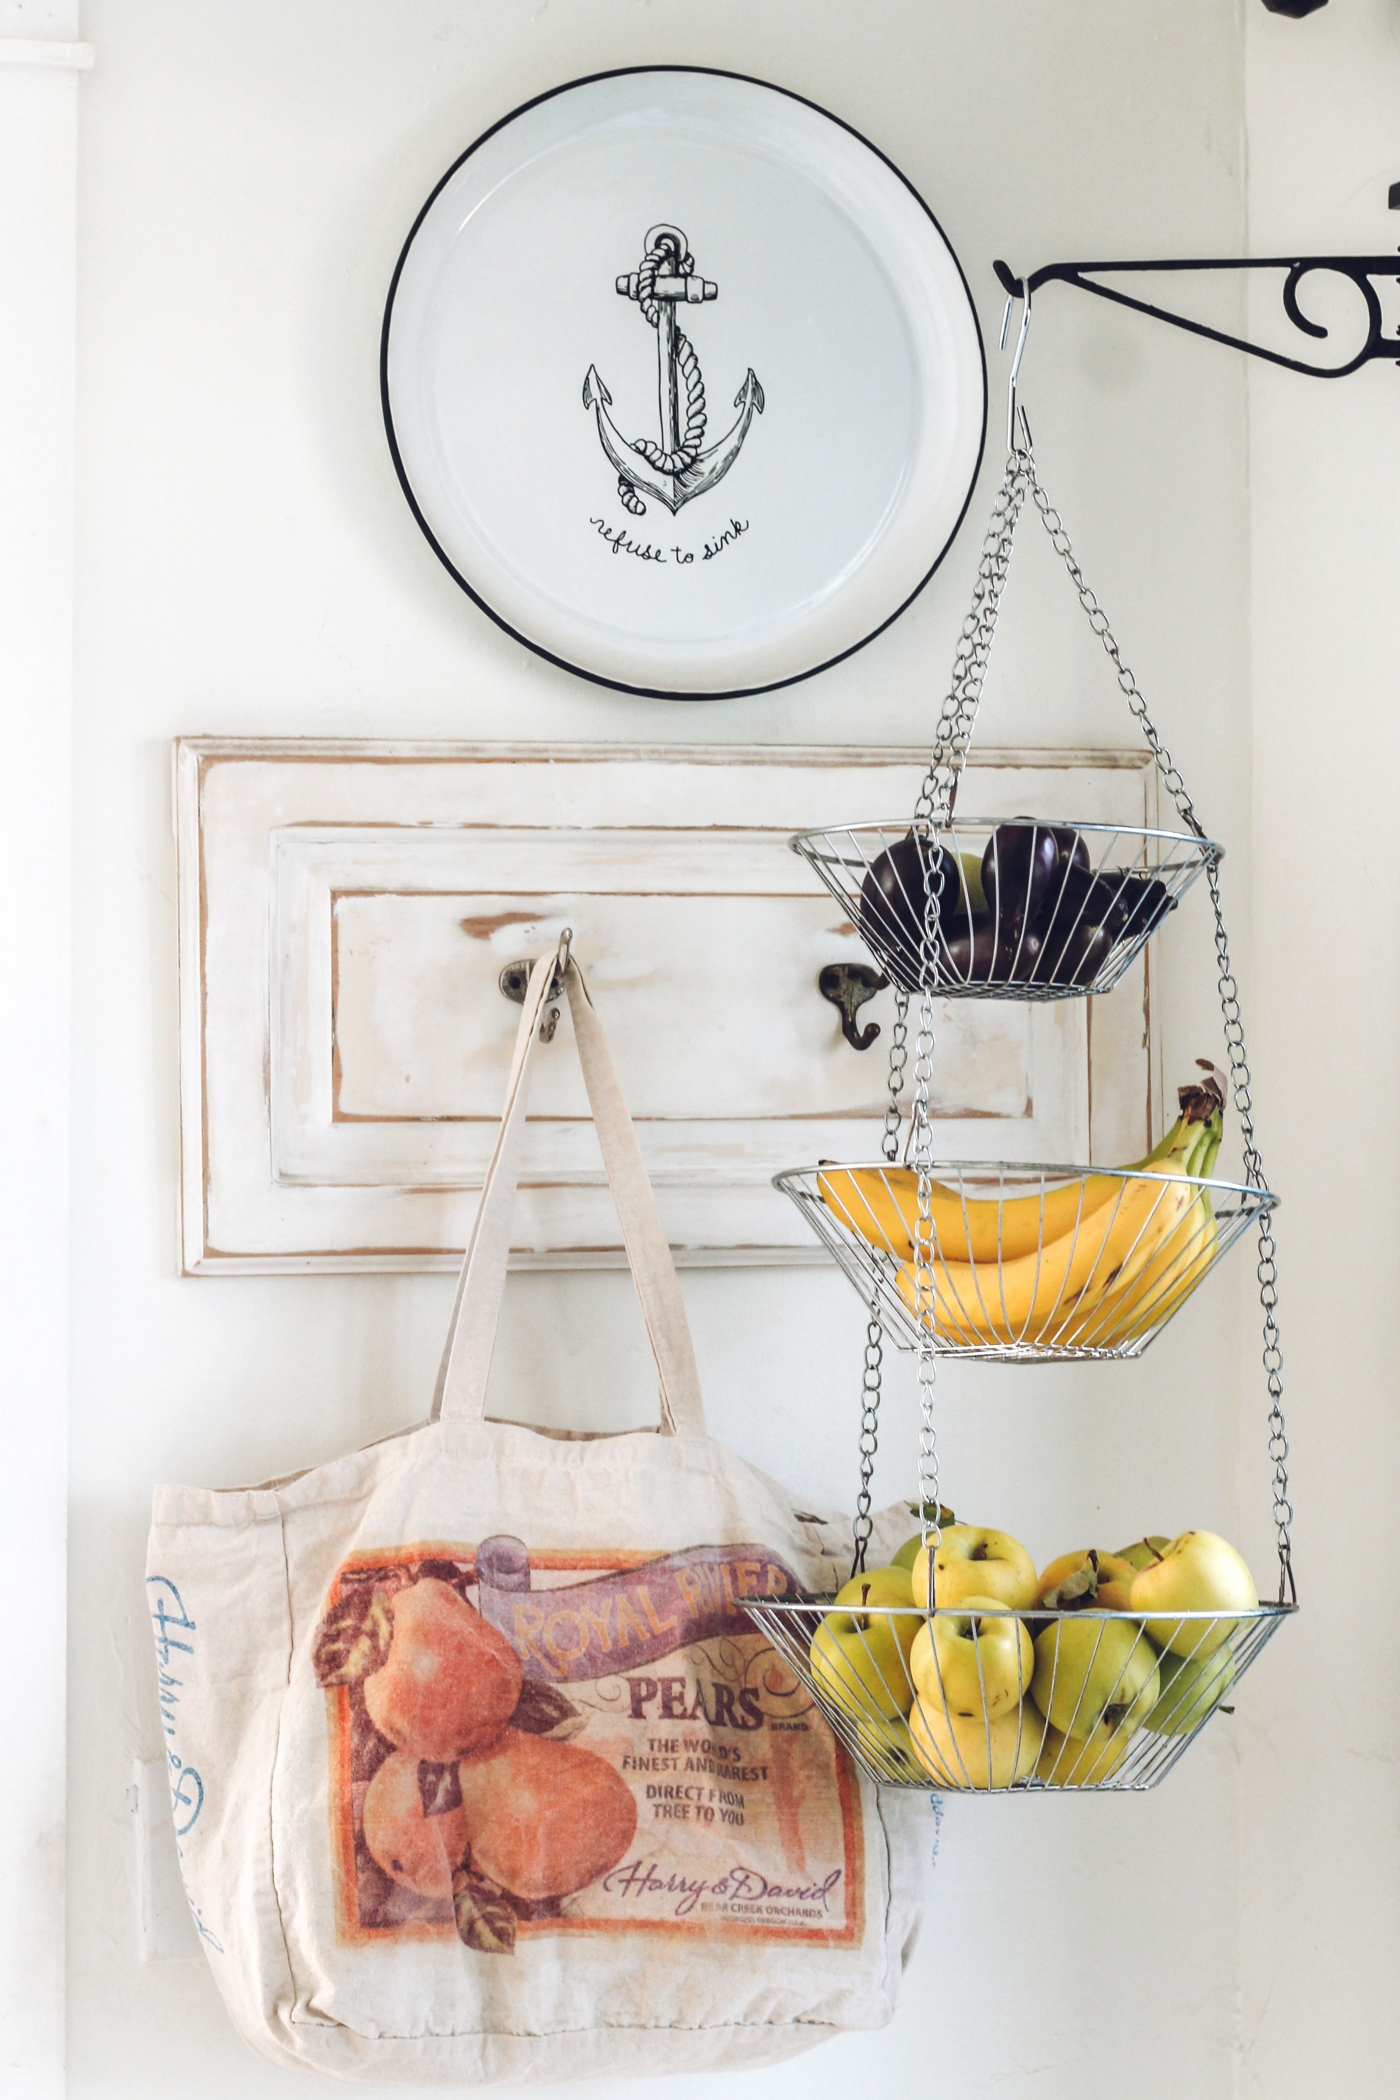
(992, 252, 1400, 379)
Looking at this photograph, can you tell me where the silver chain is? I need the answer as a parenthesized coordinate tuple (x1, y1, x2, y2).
(904, 455, 1040, 1553)
(915, 452, 1033, 831)
(912, 983, 942, 1556)
(1026, 467, 1206, 842)
(1023, 447, 1292, 1597)
(849, 993, 912, 1580)
(1204, 860, 1292, 1595)
(847, 999, 915, 1579)
(906, 450, 1040, 1566)
(883, 988, 909, 1162)
(849, 1298, 884, 1580)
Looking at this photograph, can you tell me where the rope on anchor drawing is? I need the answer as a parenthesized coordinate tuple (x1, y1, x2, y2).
(582, 222, 763, 519)
(617, 232, 708, 513)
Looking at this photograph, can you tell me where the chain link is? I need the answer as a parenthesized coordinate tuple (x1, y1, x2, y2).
(1022, 445, 1292, 1597)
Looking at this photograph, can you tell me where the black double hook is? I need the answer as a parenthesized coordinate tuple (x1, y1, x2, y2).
(818, 963, 889, 1052)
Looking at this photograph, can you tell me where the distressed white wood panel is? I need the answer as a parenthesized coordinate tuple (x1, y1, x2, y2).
(178, 741, 1161, 1272)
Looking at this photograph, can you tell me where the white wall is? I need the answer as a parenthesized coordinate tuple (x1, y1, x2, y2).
(0, 7, 85, 2097)
(59, 4, 1294, 2096)
(1239, 3, 1400, 2090)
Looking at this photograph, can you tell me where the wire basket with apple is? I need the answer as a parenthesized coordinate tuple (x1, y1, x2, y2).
(792, 816, 1217, 1000)
(747, 1526, 1293, 1793)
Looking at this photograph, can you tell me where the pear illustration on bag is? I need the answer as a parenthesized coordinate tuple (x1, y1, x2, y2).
(362, 1577, 523, 1762)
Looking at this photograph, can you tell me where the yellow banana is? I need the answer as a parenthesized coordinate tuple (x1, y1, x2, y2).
(893, 1115, 1210, 1347)
(818, 1121, 1185, 1266)
(1085, 1114, 1223, 1347)
(895, 1173, 1197, 1345)
(1087, 1201, 1218, 1347)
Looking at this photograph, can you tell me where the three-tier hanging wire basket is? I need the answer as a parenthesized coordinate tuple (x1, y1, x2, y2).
(748, 289, 1295, 1790)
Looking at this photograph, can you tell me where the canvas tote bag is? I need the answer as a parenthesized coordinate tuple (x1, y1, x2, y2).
(147, 950, 924, 2084)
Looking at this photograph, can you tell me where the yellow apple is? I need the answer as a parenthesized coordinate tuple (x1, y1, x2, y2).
(912, 1524, 1038, 1611)
(1128, 1530, 1258, 1659)
(1115, 1535, 1173, 1573)
(809, 1568, 918, 1723)
(1035, 1548, 1139, 1613)
(832, 1564, 915, 1614)
(849, 1711, 924, 1782)
(1032, 1715, 1132, 1787)
(909, 1694, 1038, 1789)
(1031, 1616, 1160, 1741)
(1144, 1645, 1236, 1735)
(910, 1595, 1033, 1720)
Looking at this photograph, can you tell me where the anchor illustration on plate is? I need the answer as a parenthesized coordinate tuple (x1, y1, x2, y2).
(583, 224, 764, 517)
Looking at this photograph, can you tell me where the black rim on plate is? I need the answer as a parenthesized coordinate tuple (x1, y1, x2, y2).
(380, 65, 989, 702)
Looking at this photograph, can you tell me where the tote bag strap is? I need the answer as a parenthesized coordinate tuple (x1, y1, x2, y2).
(433, 951, 707, 1439)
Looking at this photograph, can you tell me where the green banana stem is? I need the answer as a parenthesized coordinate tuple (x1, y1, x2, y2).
(1132, 1066, 1226, 1177)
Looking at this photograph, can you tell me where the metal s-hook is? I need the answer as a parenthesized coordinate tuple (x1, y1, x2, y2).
(999, 277, 1034, 455)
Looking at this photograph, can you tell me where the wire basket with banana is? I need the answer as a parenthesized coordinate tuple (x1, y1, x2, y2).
(778, 1064, 1274, 1360)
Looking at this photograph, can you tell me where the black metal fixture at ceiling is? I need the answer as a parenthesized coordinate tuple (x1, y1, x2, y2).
(994, 199, 1400, 380)
(1261, 0, 1328, 17)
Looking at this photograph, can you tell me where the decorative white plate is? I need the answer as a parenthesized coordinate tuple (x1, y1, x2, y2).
(382, 68, 987, 699)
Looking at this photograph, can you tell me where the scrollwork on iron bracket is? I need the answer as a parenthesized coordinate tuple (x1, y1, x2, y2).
(993, 251, 1400, 379)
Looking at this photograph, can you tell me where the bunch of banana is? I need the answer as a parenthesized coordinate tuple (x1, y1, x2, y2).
(817, 1065, 1226, 1350)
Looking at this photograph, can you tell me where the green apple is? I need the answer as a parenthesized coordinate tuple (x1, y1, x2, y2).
(910, 1594, 1033, 1720)
(909, 1694, 1038, 1789)
(1032, 1714, 1132, 1786)
(959, 851, 987, 916)
(912, 1524, 1038, 1611)
(1031, 1616, 1160, 1742)
(1114, 1535, 1173, 1573)
(1128, 1530, 1258, 1659)
(809, 1568, 917, 1723)
(1145, 1646, 1236, 1735)
(891, 1503, 957, 1571)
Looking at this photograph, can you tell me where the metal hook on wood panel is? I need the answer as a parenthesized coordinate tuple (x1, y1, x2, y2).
(818, 962, 889, 1051)
(499, 926, 573, 1041)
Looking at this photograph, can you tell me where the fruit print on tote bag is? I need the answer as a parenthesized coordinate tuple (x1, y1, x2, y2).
(316, 1539, 864, 1956)
(147, 951, 922, 2085)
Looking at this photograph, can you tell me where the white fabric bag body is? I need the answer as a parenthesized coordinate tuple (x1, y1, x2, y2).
(147, 954, 922, 2085)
